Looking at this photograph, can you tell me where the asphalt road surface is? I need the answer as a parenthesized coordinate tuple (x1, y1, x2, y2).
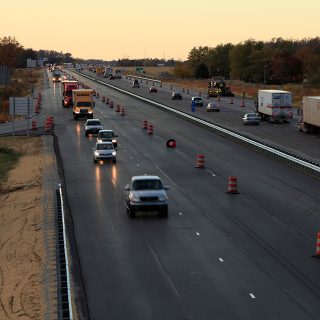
(37, 71, 320, 319)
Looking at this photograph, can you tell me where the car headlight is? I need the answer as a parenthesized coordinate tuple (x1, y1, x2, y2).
(94, 151, 99, 156)
(112, 151, 116, 156)
(129, 193, 140, 202)
(158, 194, 168, 201)
(88, 110, 93, 114)
(75, 111, 80, 114)
(112, 139, 117, 143)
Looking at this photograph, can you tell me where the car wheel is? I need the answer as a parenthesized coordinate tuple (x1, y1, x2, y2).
(85, 132, 88, 137)
(128, 207, 135, 218)
(93, 158, 97, 163)
(112, 158, 117, 163)
(161, 207, 168, 218)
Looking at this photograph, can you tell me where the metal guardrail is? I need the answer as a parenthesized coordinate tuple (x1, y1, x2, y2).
(56, 184, 73, 320)
(75, 70, 320, 177)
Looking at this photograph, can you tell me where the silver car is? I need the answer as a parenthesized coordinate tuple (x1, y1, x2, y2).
(125, 175, 169, 218)
(84, 119, 103, 136)
(243, 113, 260, 125)
(93, 141, 116, 163)
(97, 129, 118, 148)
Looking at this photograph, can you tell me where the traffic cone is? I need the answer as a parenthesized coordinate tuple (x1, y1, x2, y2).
(312, 232, 320, 258)
(227, 176, 239, 194)
(120, 107, 125, 116)
(148, 124, 153, 135)
(31, 120, 37, 130)
(166, 139, 176, 148)
(240, 100, 245, 107)
(143, 120, 148, 129)
(195, 154, 205, 168)
(116, 104, 121, 112)
(230, 97, 234, 104)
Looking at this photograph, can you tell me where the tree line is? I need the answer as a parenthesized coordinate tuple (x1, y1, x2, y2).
(175, 37, 320, 85)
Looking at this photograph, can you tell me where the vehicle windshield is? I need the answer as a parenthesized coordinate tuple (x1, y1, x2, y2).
(194, 98, 202, 101)
(97, 144, 113, 150)
(87, 121, 101, 126)
(132, 179, 163, 191)
(77, 102, 91, 107)
(99, 132, 115, 138)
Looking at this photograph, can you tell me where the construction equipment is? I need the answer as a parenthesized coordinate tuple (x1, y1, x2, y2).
(207, 78, 234, 98)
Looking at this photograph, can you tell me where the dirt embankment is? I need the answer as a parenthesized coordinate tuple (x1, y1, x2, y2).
(0, 137, 57, 319)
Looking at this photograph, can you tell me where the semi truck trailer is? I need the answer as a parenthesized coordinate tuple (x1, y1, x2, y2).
(298, 96, 320, 133)
(257, 90, 293, 122)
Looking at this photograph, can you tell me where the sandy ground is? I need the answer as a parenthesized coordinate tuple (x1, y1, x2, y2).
(0, 137, 58, 319)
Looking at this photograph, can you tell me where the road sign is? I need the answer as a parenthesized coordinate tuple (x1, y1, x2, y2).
(9, 97, 33, 115)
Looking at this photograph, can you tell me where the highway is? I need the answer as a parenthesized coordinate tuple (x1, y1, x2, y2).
(18, 70, 320, 319)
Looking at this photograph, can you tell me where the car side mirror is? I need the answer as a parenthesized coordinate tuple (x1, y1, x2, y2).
(125, 185, 130, 191)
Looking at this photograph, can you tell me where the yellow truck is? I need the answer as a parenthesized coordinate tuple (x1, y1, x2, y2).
(72, 89, 95, 120)
(96, 67, 105, 76)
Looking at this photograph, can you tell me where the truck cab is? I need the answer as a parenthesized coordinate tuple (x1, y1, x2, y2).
(62, 80, 79, 107)
(72, 89, 95, 120)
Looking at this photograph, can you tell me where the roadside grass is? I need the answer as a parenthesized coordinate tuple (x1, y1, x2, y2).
(0, 68, 43, 123)
(0, 145, 20, 185)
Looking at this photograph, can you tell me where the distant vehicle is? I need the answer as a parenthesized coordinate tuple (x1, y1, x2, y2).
(84, 119, 103, 136)
(132, 79, 140, 88)
(172, 92, 182, 100)
(149, 86, 157, 93)
(125, 175, 169, 218)
(191, 96, 204, 107)
(298, 96, 320, 133)
(113, 69, 122, 79)
(109, 74, 116, 80)
(93, 141, 116, 164)
(242, 113, 260, 125)
(96, 67, 104, 76)
(52, 70, 62, 82)
(72, 89, 95, 120)
(97, 129, 118, 148)
(206, 102, 220, 112)
(257, 90, 293, 122)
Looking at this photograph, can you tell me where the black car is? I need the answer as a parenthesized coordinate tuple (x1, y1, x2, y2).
(172, 92, 182, 100)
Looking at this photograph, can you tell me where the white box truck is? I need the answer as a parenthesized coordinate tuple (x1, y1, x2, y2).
(257, 90, 293, 122)
(298, 96, 320, 133)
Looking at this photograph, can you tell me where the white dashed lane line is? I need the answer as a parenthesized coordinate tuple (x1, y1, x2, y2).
(196, 232, 200, 236)
(249, 293, 256, 299)
(218, 258, 224, 263)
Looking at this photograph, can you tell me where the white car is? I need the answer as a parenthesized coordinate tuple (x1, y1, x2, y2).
(191, 96, 204, 107)
(84, 119, 103, 136)
(93, 141, 116, 163)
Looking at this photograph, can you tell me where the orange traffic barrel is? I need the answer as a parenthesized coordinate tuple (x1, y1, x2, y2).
(240, 100, 245, 107)
(120, 107, 125, 116)
(313, 232, 320, 258)
(110, 101, 114, 108)
(166, 139, 176, 148)
(143, 120, 148, 129)
(227, 176, 239, 194)
(148, 124, 153, 135)
(230, 97, 234, 104)
(31, 120, 37, 130)
(96, 92, 99, 98)
(195, 154, 205, 168)
(116, 104, 121, 112)
(106, 97, 109, 104)
(102, 96, 105, 102)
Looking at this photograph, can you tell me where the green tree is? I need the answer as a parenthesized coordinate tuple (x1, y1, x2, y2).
(0, 36, 23, 67)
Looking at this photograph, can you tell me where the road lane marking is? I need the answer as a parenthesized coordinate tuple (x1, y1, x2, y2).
(249, 293, 255, 299)
(178, 212, 183, 216)
(219, 258, 224, 263)
(206, 168, 216, 176)
(196, 232, 200, 236)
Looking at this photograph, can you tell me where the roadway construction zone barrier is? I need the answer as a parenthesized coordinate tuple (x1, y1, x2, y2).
(120, 107, 125, 116)
(240, 100, 245, 107)
(102, 96, 105, 102)
(96, 92, 99, 99)
(166, 139, 176, 148)
(106, 97, 109, 104)
(227, 176, 239, 194)
(93, 90, 96, 96)
(31, 120, 37, 130)
(45, 117, 54, 132)
(35, 104, 40, 114)
(110, 101, 114, 108)
(116, 104, 121, 112)
(195, 154, 205, 168)
(230, 97, 234, 104)
(312, 232, 320, 258)
(148, 124, 153, 135)
(217, 96, 220, 102)
(143, 120, 148, 129)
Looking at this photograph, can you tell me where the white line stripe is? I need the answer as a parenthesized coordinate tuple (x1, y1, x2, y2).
(196, 232, 200, 236)
(178, 212, 183, 216)
(219, 258, 224, 262)
(249, 293, 255, 299)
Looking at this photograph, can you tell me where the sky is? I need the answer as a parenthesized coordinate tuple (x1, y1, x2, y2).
(1, 0, 320, 61)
